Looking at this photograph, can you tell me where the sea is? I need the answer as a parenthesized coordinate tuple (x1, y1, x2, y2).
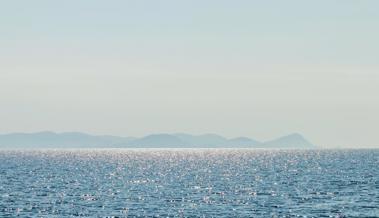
(0, 149, 378, 217)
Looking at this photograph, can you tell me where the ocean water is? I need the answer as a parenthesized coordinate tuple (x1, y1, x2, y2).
(0, 149, 378, 217)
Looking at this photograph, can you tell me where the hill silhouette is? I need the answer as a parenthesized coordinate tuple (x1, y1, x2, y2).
(0, 132, 315, 149)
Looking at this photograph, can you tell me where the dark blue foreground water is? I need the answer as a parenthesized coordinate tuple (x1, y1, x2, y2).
(0, 149, 378, 217)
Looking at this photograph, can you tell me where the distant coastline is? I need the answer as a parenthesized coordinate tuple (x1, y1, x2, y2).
(0, 132, 315, 149)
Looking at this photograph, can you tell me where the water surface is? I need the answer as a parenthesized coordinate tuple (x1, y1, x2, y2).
(1, 149, 378, 217)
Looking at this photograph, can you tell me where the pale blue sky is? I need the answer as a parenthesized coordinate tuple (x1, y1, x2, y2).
(1, 1, 378, 147)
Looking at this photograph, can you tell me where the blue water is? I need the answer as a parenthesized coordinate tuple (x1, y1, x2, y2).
(0, 149, 378, 217)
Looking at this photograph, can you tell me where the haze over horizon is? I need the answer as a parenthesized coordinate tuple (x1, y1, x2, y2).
(0, 131, 317, 149)
(1, 1, 378, 147)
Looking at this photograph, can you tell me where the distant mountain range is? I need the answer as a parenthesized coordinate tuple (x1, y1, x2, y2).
(0, 131, 315, 149)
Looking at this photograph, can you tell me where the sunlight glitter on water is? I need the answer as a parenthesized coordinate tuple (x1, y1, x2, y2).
(0, 149, 378, 217)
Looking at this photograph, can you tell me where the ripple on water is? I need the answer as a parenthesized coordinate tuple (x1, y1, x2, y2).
(0, 149, 379, 217)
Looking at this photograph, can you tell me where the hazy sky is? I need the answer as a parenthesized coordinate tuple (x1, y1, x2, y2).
(1, 1, 378, 147)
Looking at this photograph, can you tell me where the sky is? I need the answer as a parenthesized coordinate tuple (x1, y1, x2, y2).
(0, 0, 378, 147)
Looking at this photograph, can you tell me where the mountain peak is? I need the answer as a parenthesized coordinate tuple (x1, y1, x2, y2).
(261, 133, 314, 148)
